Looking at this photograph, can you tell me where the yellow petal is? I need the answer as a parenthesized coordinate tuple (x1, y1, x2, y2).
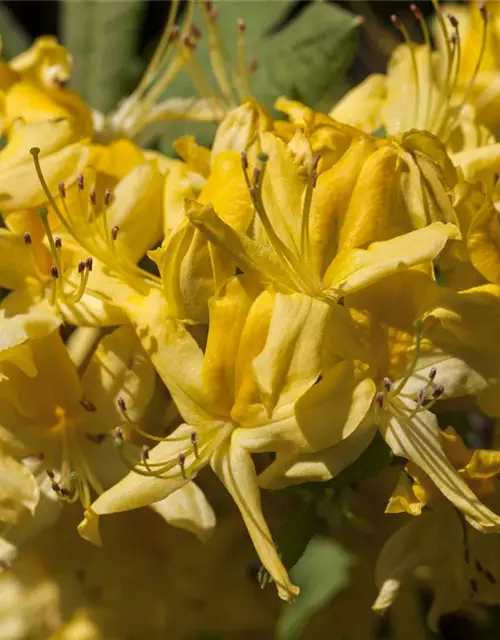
(173, 136, 211, 177)
(186, 201, 296, 291)
(329, 74, 386, 132)
(0, 141, 90, 212)
(380, 403, 500, 532)
(324, 222, 460, 296)
(80, 325, 156, 431)
(0, 455, 39, 524)
(10, 36, 72, 86)
(210, 434, 299, 602)
(294, 362, 376, 452)
(251, 293, 331, 416)
(107, 162, 163, 263)
(198, 151, 254, 233)
(468, 198, 500, 284)
(150, 481, 216, 543)
(258, 422, 377, 489)
(338, 145, 399, 249)
(0, 229, 41, 290)
(92, 139, 145, 180)
(309, 135, 376, 275)
(125, 288, 221, 423)
(202, 276, 259, 413)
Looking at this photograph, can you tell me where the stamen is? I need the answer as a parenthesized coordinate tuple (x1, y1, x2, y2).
(103, 188, 112, 207)
(178, 452, 187, 479)
(417, 387, 427, 406)
(54, 236, 62, 249)
(429, 366, 437, 381)
(300, 152, 320, 268)
(191, 431, 199, 458)
(50, 265, 59, 279)
(38, 207, 65, 297)
(111, 225, 119, 241)
(23, 232, 32, 245)
(58, 181, 66, 199)
(432, 384, 444, 399)
(117, 396, 127, 413)
(376, 392, 384, 409)
(77, 174, 84, 191)
(141, 445, 150, 462)
(236, 18, 251, 99)
(46, 469, 55, 479)
(85, 257, 93, 272)
(410, 3, 433, 129)
(383, 377, 393, 392)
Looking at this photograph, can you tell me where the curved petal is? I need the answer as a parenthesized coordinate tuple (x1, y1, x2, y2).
(329, 74, 386, 132)
(81, 325, 156, 431)
(210, 434, 299, 602)
(380, 401, 500, 532)
(0, 455, 39, 523)
(150, 481, 216, 543)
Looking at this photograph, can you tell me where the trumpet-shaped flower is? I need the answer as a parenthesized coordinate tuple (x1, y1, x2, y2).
(188, 126, 462, 304)
(78, 276, 338, 601)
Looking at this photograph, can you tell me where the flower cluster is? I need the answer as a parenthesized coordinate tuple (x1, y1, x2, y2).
(2, 0, 500, 631)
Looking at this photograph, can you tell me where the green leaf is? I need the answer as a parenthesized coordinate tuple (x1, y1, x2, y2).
(157, 0, 288, 155)
(157, 0, 360, 155)
(61, 0, 146, 113)
(253, 1, 361, 115)
(0, 5, 30, 59)
(276, 536, 354, 640)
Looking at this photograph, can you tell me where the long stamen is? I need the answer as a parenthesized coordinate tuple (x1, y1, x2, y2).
(390, 319, 423, 397)
(237, 19, 252, 100)
(300, 153, 320, 270)
(410, 4, 433, 129)
(457, 3, 488, 112)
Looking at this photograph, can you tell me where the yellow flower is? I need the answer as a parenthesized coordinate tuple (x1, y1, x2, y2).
(78, 275, 339, 601)
(375, 427, 500, 629)
(188, 124, 461, 304)
(257, 270, 500, 533)
(0, 320, 214, 565)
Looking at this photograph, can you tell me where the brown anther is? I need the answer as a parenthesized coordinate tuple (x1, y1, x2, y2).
(117, 396, 127, 412)
(179, 452, 187, 478)
(241, 151, 248, 171)
(410, 4, 423, 20)
(77, 174, 84, 190)
(248, 59, 259, 74)
(111, 225, 119, 241)
(58, 181, 66, 198)
(376, 392, 384, 409)
(141, 445, 150, 462)
(103, 188, 112, 206)
(50, 264, 59, 279)
(168, 25, 180, 43)
(428, 366, 437, 381)
(190, 24, 202, 40)
(89, 187, 96, 206)
(390, 14, 402, 29)
(237, 18, 246, 33)
(54, 236, 62, 249)
(417, 388, 427, 406)
(60, 487, 71, 497)
(23, 232, 32, 245)
(114, 427, 124, 442)
(209, 5, 217, 22)
(479, 3, 488, 22)
(78, 260, 85, 274)
(182, 35, 196, 51)
(312, 174, 318, 189)
(46, 469, 55, 479)
(447, 13, 459, 29)
(313, 153, 321, 172)
(252, 166, 261, 186)
(85, 256, 93, 271)
(383, 377, 392, 392)
(80, 398, 96, 412)
(432, 384, 445, 399)
(51, 482, 60, 493)
(191, 431, 199, 457)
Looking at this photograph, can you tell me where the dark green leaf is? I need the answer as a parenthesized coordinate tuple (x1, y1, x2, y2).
(61, 0, 146, 113)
